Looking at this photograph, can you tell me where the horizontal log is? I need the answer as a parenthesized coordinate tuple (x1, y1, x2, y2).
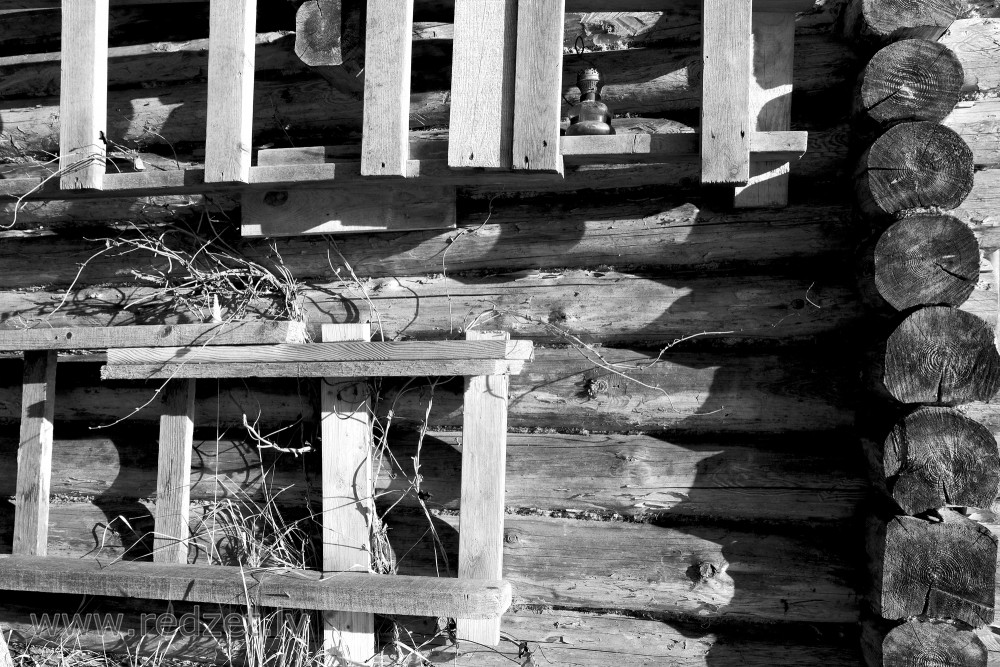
(0, 199, 854, 289)
(0, 556, 511, 618)
(942, 18, 1000, 93)
(945, 99, 1000, 168)
(0, 321, 307, 351)
(4, 502, 859, 624)
(0, 429, 867, 522)
(102, 340, 534, 379)
(0, 271, 864, 345)
(0, 347, 857, 433)
(0, 603, 860, 666)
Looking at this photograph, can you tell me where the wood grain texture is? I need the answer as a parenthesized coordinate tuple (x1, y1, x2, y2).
(870, 509, 997, 626)
(883, 306, 1000, 404)
(12, 350, 56, 556)
(321, 323, 374, 664)
(861, 618, 992, 667)
(559, 130, 806, 161)
(734, 12, 794, 208)
(0, 555, 512, 618)
(857, 39, 964, 127)
(241, 185, 457, 237)
(152, 379, 195, 563)
(204, 0, 257, 183)
(361, 0, 414, 177)
(841, 0, 969, 44)
(511, 0, 564, 174)
(700, 0, 752, 185)
(107, 340, 521, 366)
(873, 406, 1000, 515)
(457, 330, 509, 646)
(0, 322, 307, 351)
(448, 0, 517, 169)
(855, 121, 975, 219)
(0, 431, 866, 524)
(58, 0, 108, 190)
(873, 214, 980, 310)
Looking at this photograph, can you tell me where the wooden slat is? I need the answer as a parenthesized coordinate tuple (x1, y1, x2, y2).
(0, 556, 512, 618)
(448, 0, 517, 169)
(0, 322, 308, 351)
(152, 379, 195, 564)
(106, 340, 525, 366)
(58, 0, 108, 191)
(321, 323, 374, 664)
(12, 350, 56, 556)
(511, 0, 565, 174)
(204, 0, 257, 183)
(240, 185, 457, 238)
(735, 12, 796, 208)
(560, 131, 807, 161)
(360, 0, 414, 177)
(457, 330, 510, 646)
(100, 358, 529, 380)
(700, 0, 753, 185)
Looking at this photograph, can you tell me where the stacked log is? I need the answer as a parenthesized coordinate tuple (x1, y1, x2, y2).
(848, 17, 1000, 667)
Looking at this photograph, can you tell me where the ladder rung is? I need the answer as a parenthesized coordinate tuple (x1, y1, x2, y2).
(0, 556, 512, 619)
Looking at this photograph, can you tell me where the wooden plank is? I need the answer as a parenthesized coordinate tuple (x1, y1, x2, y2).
(559, 130, 806, 161)
(700, 0, 753, 185)
(11, 350, 56, 556)
(204, 0, 257, 183)
(241, 185, 457, 237)
(58, 0, 109, 191)
(0, 555, 512, 618)
(321, 323, 374, 664)
(448, 0, 518, 169)
(457, 330, 509, 646)
(106, 340, 527, 366)
(360, 0, 414, 177)
(0, 322, 308, 351)
(512, 0, 565, 174)
(152, 379, 195, 563)
(735, 12, 795, 208)
(100, 358, 529, 380)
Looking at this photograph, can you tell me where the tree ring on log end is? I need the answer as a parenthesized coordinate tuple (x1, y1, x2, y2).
(855, 122, 974, 220)
(883, 406, 1000, 514)
(874, 214, 979, 310)
(876, 618, 989, 667)
(874, 509, 997, 626)
(884, 306, 1000, 404)
(846, 0, 969, 43)
(859, 39, 964, 125)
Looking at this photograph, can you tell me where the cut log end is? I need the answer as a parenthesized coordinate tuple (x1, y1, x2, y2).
(874, 213, 980, 310)
(862, 618, 990, 667)
(879, 406, 1000, 514)
(843, 0, 970, 45)
(856, 122, 975, 220)
(857, 39, 964, 126)
(883, 306, 1000, 404)
(871, 509, 998, 626)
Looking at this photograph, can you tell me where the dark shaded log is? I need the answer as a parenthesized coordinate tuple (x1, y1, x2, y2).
(0, 429, 866, 523)
(873, 406, 1000, 514)
(874, 213, 980, 310)
(869, 509, 997, 626)
(882, 306, 1000, 404)
(856, 39, 964, 126)
(841, 0, 970, 44)
(855, 122, 975, 220)
(861, 618, 992, 667)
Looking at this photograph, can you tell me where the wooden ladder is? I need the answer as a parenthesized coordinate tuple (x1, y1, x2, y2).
(0, 321, 533, 659)
(0, 0, 810, 231)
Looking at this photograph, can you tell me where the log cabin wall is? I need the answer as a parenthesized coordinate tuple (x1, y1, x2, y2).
(0, 0, 998, 664)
